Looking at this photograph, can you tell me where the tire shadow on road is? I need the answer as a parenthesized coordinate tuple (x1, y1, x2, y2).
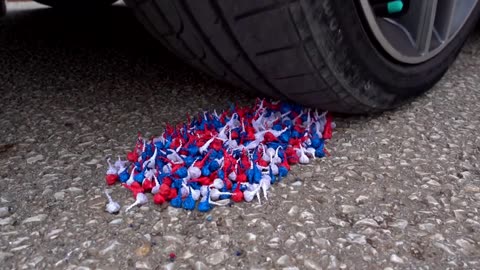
(0, 4, 253, 112)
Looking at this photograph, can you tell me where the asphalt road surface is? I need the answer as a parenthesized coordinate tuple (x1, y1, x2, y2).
(1, 2, 480, 270)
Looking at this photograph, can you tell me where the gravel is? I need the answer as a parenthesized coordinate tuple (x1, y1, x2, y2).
(0, 207, 12, 218)
(0, 2, 480, 269)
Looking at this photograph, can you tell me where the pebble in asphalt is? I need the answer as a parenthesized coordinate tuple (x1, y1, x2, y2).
(0, 2, 480, 269)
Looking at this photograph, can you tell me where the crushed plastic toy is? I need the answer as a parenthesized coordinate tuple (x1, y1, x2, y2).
(103, 99, 334, 212)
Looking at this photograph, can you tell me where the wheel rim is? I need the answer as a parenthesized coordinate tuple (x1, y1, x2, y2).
(359, 0, 478, 64)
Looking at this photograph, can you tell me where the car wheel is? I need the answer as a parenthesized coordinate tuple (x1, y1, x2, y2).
(125, 0, 480, 113)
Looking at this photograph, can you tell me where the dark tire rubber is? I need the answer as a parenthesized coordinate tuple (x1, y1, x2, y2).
(34, 0, 117, 9)
(0, 0, 5, 17)
(125, 0, 480, 113)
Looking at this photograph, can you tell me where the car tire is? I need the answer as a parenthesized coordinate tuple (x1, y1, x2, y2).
(0, 0, 5, 17)
(125, 0, 480, 113)
(34, 0, 117, 9)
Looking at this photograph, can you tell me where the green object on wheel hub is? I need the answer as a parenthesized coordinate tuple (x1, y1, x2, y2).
(387, 1, 404, 14)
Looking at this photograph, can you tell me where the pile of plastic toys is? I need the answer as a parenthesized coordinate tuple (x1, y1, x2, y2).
(104, 99, 334, 213)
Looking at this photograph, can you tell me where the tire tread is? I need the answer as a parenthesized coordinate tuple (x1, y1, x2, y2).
(124, 0, 475, 113)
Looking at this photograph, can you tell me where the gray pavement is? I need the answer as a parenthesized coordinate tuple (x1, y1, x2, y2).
(0, 3, 480, 270)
